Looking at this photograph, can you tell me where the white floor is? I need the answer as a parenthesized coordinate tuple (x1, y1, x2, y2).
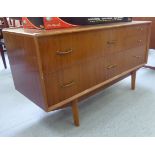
(0, 50, 155, 137)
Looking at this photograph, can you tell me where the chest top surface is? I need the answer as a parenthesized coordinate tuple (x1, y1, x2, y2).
(2, 21, 151, 37)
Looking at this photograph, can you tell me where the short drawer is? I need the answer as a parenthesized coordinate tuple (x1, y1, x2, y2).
(38, 34, 74, 74)
(122, 45, 146, 71)
(104, 45, 146, 79)
(104, 52, 126, 79)
(44, 64, 80, 106)
(124, 34, 147, 50)
(127, 46, 146, 68)
(124, 24, 148, 37)
(103, 27, 125, 54)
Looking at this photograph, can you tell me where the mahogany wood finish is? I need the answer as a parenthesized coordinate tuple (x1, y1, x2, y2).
(3, 21, 151, 126)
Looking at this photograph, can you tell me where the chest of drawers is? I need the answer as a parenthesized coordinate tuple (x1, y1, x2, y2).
(3, 21, 151, 126)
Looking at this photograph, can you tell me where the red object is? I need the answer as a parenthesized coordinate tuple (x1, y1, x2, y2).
(43, 17, 77, 30)
(22, 17, 44, 29)
(22, 17, 77, 30)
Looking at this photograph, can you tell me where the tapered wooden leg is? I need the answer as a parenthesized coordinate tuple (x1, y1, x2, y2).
(71, 100, 80, 127)
(131, 71, 136, 90)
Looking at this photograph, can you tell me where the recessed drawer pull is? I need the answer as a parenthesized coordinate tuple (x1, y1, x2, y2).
(61, 81, 75, 88)
(133, 56, 141, 59)
(106, 64, 117, 69)
(56, 48, 73, 55)
(107, 40, 117, 45)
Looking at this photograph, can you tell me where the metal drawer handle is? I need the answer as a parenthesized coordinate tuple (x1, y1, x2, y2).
(61, 81, 75, 88)
(136, 27, 143, 31)
(107, 40, 117, 45)
(137, 40, 142, 43)
(56, 48, 73, 55)
(139, 27, 143, 31)
(133, 56, 141, 59)
(106, 64, 117, 69)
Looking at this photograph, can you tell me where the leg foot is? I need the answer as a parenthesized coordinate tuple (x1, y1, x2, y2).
(71, 100, 80, 127)
(131, 71, 136, 90)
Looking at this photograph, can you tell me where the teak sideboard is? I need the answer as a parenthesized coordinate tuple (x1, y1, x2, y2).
(3, 21, 151, 126)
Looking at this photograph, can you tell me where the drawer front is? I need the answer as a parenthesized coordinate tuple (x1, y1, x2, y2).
(44, 64, 80, 106)
(38, 34, 73, 74)
(104, 52, 125, 79)
(124, 24, 148, 37)
(125, 46, 146, 69)
(103, 28, 125, 54)
(104, 45, 146, 79)
(103, 25, 148, 54)
(124, 34, 147, 50)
